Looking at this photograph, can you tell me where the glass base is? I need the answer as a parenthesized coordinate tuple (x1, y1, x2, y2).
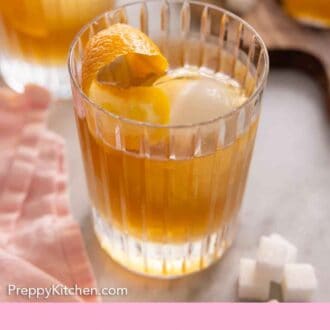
(0, 57, 71, 99)
(92, 208, 236, 278)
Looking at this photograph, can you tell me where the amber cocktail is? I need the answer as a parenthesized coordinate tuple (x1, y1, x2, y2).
(69, 0, 269, 277)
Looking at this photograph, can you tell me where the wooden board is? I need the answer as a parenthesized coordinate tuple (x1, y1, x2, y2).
(243, 0, 330, 110)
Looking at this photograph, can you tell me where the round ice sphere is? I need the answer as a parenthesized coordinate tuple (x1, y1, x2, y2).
(159, 75, 247, 125)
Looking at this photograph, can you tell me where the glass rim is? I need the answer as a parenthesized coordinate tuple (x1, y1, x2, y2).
(68, 0, 269, 129)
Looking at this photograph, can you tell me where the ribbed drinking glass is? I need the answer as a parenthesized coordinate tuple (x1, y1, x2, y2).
(69, 0, 269, 278)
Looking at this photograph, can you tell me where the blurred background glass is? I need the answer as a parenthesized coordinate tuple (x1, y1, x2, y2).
(0, 0, 113, 99)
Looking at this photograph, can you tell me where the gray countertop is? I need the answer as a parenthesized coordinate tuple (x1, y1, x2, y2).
(48, 69, 330, 302)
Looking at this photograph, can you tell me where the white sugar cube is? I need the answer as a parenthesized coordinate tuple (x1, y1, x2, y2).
(238, 258, 270, 301)
(269, 233, 298, 263)
(256, 236, 288, 283)
(282, 264, 318, 302)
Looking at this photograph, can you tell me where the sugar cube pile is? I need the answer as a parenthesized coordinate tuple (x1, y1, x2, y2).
(238, 233, 318, 302)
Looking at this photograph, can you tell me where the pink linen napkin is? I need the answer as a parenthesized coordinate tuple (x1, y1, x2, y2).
(0, 85, 97, 302)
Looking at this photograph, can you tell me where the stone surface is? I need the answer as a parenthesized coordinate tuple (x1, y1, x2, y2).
(47, 70, 330, 302)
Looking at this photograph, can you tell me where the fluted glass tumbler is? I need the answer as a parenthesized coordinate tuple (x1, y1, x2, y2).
(69, 0, 269, 278)
(0, 0, 112, 98)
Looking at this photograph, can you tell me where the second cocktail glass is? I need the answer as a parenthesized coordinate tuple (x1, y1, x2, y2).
(0, 0, 112, 98)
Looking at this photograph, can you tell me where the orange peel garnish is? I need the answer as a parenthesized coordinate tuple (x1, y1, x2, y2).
(81, 23, 170, 126)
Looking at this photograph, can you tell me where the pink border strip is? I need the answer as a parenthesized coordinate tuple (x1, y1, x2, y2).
(1, 303, 330, 329)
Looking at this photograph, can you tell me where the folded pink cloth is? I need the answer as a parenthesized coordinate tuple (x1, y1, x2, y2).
(0, 85, 97, 302)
